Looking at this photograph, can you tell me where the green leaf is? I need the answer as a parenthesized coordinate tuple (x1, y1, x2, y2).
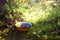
(43, 34, 48, 39)
(58, 19, 60, 26)
(5, 4, 11, 11)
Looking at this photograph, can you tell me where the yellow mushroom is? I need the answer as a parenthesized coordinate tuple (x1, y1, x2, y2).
(15, 20, 22, 27)
(15, 22, 22, 27)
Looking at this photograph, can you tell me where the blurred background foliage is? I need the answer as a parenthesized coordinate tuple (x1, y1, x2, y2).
(0, 0, 60, 40)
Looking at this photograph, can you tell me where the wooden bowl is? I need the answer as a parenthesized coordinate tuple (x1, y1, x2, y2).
(16, 28, 29, 32)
